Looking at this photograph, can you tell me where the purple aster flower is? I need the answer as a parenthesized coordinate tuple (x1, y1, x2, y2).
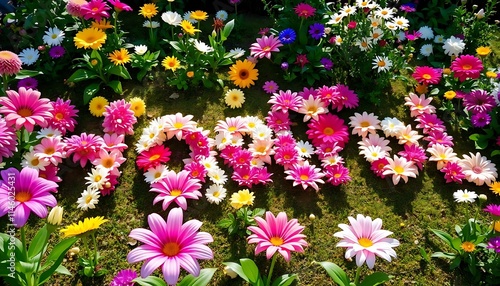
(488, 237, 500, 253)
(49, 46, 66, 59)
(470, 112, 491, 128)
(281, 62, 289, 70)
(262, 80, 279, 94)
(405, 30, 422, 41)
(463, 89, 496, 114)
(400, 3, 416, 12)
(278, 28, 296, 44)
(17, 77, 38, 90)
(308, 23, 325, 40)
(320, 57, 333, 71)
(111, 269, 137, 286)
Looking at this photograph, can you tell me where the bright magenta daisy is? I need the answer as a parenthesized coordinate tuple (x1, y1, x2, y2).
(150, 170, 202, 210)
(0, 87, 53, 132)
(250, 35, 283, 59)
(324, 164, 351, 186)
(294, 3, 316, 18)
(483, 204, 500, 218)
(450, 55, 483, 82)
(267, 89, 302, 113)
(306, 113, 349, 147)
(284, 161, 325, 191)
(102, 99, 137, 135)
(0, 167, 58, 228)
(0, 115, 17, 163)
(48, 98, 78, 135)
(108, 0, 132, 12)
(331, 84, 359, 111)
(412, 66, 442, 85)
(81, 0, 111, 21)
(64, 133, 104, 168)
(334, 214, 399, 269)
(247, 211, 308, 262)
(127, 209, 213, 285)
(263, 80, 279, 94)
(136, 145, 171, 171)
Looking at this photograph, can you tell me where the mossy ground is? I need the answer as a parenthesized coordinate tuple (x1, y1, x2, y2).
(1, 13, 500, 286)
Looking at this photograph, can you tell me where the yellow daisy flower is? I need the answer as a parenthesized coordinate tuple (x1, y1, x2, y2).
(230, 189, 255, 209)
(162, 56, 180, 71)
(490, 181, 500, 196)
(89, 96, 109, 117)
(108, 48, 131, 66)
(180, 20, 201, 36)
(495, 221, 500, 232)
(460, 241, 475, 253)
(91, 19, 113, 30)
(476, 46, 491, 57)
(129, 97, 146, 117)
(443, 91, 456, 100)
(225, 89, 245, 109)
(228, 59, 259, 89)
(190, 10, 208, 21)
(74, 28, 107, 50)
(60, 216, 108, 238)
(139, 3, 158, 19)
(486, 71, 497, 79)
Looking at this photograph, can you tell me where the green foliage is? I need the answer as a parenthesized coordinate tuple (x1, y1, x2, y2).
(218, 207, 265, 237)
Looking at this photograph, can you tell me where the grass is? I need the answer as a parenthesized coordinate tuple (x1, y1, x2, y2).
(2, 13, 500, 286)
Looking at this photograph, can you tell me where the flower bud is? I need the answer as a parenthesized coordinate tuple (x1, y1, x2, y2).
(475, 8, 485, 19)
(309, 214, 316, 220)
(224, 266, 238, 279)
(38, 45, 46, 51)
(479, 194, 487, 203)
(47, 206, 63, 225)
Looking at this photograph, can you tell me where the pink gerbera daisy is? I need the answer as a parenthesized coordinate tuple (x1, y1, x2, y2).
(250, 35, 283, 59)
(66, 0, 88, 17)
(150, 170, 202, 210)
(294, 3, 316, 18)
(483, 204, 500, 218)
(0, 115, 17, 163)
(371, 157, 389, 178)
(247, 211, 307, 262)
(306, 113, 349, 147)
(102, 133, 128, 152)
(137, 145, 171, 171)
(349, 112, 380, 137)
(47, 98, 78, 135)
(0, 50, 22, 76)
(232, 165, 260, 187)
(108, 0, 132, 12)
(450, 54, 483, 82)
(229, 149, 253, 168)
(81, 0, 111, 21)
(440, 161, 465, 183)
(459, 152, 498, 186)
(0, 87, 53, 132)
(163, 113, 197, 140)
(412, 66, 442, 85)
(330, 84, 359, 111)
(334, 214, 399, 269)
(404, 93, 436, 118)
(316, 85, 337, 105)
(0, 167, 58, 228)
(424, 130, 454, 147)
(127, 209, 213, 285)
(398, 144, 427, 170)
(92, 149, 126, 177)
(64, 133, 104, 168)
(102, 99, 137, 135)
(274, 145, 300, 169)
(263, 80, 279, 94)
(100, 173, 119, 196)
(215, 116, 247, 135)
(284, 161, 325, 191)
(268, 89, 302, 113)
(324, 164, 351, 186)
(183, 161, 207, 182)
(39, 165, 61, 183)
(415, 113, 446, 134)
(265, 111, 292, 132)
(34, 137, 66, 166)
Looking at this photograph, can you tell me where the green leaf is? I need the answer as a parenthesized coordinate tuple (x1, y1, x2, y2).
(15, 70, 43, 79)
(316, 261, 350, 286)
(431, 251, 456, 260)
(169, 41, 183, 52)
(430, 229, 454, 248)
(107, 65, 131, 79)
(67, 69, 98, 83)
(271, 274, 297, 286)
(107, 80, 123, 94)
(240, 258, 260, 284)
(38, 237, 78, 284)
(28, 225, 48, 259)
(91, 49, 102, 62)
(491, 150, 500, 157)
(178, 268, 217, 286)
(83, 82, 101, 105)
(221, 19, 235, 41)
(54, 264, 72, 276)
(133, 276, 168, 286)
(419, 247, 430, 263)
(358, 272, 391, 286)
(217, 218, 233, 228)
(222, 262, 249, 282)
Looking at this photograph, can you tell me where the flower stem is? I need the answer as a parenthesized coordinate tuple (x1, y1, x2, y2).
(354, 266, 362, 285)
(91, 233, 99, 268)
(266, 254, 278, 286)
(21, 226, 28, 260)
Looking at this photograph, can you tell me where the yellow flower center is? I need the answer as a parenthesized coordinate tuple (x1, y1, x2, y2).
(300, 174, 309, 180)
(94, 175, 102, 182)
(85, 195, 93, 204)
(15, 192, 32, 203)
(334, 173, 341, 178)
(170, 189, 182, 196)
(149, 154, 161, 161)
(270, 236, 284, 246)
(323, 127, 334, 135)
(422, 74, 431, 80)
(358, 237, 373, 247)
(31, 158, 39, 166)
(377, 61, 386, 67)
(162, 242, 180, 256)
(360, 121, 370, 128)
(462, 64, 472, 70)
(173, 122, 183, 129)
(102, 158, 114, 168)
(394, 166, 405, 174)
(44, 147, 55, 155)
(212, 191, 220, 197)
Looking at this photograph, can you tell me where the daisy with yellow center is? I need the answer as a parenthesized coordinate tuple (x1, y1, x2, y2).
(108, 48, 131, 66)
(74, 28, 107, 50)
(89, 96, 109, 117)
(180, 20, 201, 36)
(230, 189, 255, 209)
(60, 216, 108, 238)
(162, 56, 180, 71)
(444, 90, 456, 100)
(461, 241, 475, 252)
(129, 97, 146, 117)
(224, 89, 245, 109)
(139, 3, 158, 19)
(486, 71, 497, 78)
(190, 10, 208, 21)
(476, 46, 491, 57)
(228, 59, 259, 89)
(490, 181, 500, 196)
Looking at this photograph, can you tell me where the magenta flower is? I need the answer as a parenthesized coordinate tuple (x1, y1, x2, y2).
(268, 89, 302, 113)
(0, 167, 58, 228)
(250, 35, 283, 59)
(274, 145, 300, 169)
(262, 80, 279, 94)
(370, 158, 389, 178)
(294, 3, 316, 19)
(127, 209, 213, 285)
(102, 133, 127, 152)
(334, 214, 399, 269)
(111, 269, 137, 286)
(136, 145, 171, 171)
(0, 116, 17, 163)
(331, 84, 359, 111)
(440, 161, 465, 183)
(450, 55, 483, 82)
(324, 164, 351, 186)
(48, 98, 78, 135)
(0, 87, 53, 132)
(150, 170, 202, 210)
(484, 204, 500, 218)
(247, 211, 308, 262)
(108, 0, 132, 12)
(232, 165, 260, 187)
(265, 110, 292, 132)
(470, 112, 491, 128)
(306, 113, 349, 147)
(64, 133, 104, 168)
(102, 99, 137, 135)
(424, 130, 454, 147)
(398, 144, 427, 170)
(487, 237, 500, 253)
(412, 66, 442, 85)
(415, 113, 446, 134)
(295, 54, 309, 68)
(81, 0, 110, 21)
(284, 161, 325, 191)
(463, 89, 496, 115)
(183, 161, 207, 182)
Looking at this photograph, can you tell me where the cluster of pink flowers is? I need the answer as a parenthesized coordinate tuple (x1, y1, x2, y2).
(267, 85, 358, 190)
(66, 0, 132, 19)
(136, 113, 226, 208)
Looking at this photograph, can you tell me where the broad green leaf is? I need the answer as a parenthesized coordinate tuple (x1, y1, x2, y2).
(91, 49, 102, 62)
(316, 261, 350, 286)
(38, 237, 78, 284)
(271, 274, 297, 286)
(450, 257, 461, 270)
(107, 80, 123, 94)
(451, 238, 462, 252)
(222, 262, 249, 282)
(107, 65, 131, 79)
(419, 247, 430, 263)
(28, 225, 48, 259)
(221, 19, 235, 41)
(430, 229, 454, 247)
(67, 69, 98, 83)
(169, 41, 183, 52)
(15, 70, 43, 79)
(54, 264, 72, 276)
(133, 276, 168, 286)
(431, 251, 456, 260)
(240, 258, 260, 284)
(491, 150, 500, 157)
(178, 268, 217, 286)
(83, 82, 101, 105)
(358, 272, 391, 286)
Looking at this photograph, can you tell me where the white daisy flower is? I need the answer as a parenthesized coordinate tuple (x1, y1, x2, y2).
(434, 34, 445, 44)
(359, 145, 388, 163)
(391, 16, 409, 29)
(340, 5, 357, 15)
(453, 189, 477, 203)
(372, 55, 392, 73)
(215, 131, 233, 150)
(355, 38, 372, 51)
(205, 184, 227, 204)
(442, 36, 465, 56)
(208, 167, 228, 185)
(193, 39, 214, 53)
(21, 150, 50, 171)
(381, 117, 405, 137)
(420, 44, 433, 57)
(375, 7, 394, 19)
(200, 156, 219, 171)
(251, 125, 273, 140)
(43, 27, 65, 46)
(76, 186, 101, 211)
(143, 20, 160, 28)
(144, 164, 169, 184)
(418, 26, 434, 40)
(134, 44, 148, 55)
(84, 167, 110, 190)
(369, 28, 384, 43)
(229, 48, 245, 59)
(36, 127, 62, 139)
(161, 11, 182, 26)
(295, 140, 314, 158)
(243, 116, 264, 133)
(19, 48, 40, 66)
